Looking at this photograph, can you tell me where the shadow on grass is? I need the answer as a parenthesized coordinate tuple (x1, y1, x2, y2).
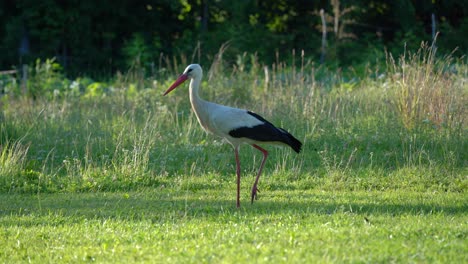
(0, 190, 466, 227)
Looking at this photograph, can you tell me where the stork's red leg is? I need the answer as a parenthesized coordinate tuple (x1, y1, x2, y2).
(251, 144, 268, 203)
(234, 146, 241, 208)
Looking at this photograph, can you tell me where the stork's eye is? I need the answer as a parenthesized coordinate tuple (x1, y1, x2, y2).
(187, 69, 193, 73)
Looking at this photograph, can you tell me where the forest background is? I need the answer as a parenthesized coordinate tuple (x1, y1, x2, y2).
(0, 0, 467, 77)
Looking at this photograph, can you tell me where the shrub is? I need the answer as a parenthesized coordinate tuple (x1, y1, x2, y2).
(27, 58, 69, 99)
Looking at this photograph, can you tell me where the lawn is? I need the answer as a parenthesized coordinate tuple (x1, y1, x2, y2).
(1, 185, 466, 263)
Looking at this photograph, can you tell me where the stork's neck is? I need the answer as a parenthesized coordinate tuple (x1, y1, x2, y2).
(189, 75, 203, 104)
(190, 77, 202, 104)
(189, 75, 210, 130)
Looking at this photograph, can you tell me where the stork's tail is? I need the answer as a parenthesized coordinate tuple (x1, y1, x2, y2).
(279, 128, 302, 153)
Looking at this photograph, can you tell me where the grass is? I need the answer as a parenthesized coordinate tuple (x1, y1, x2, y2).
(1, 187, 466, 263)
(0, 44, 467, 262)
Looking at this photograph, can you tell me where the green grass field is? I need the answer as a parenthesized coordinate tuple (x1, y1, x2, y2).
(1, 187, 466, 263)
(1, 46, 467, 262)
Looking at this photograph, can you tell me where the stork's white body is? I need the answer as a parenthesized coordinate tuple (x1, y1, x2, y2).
(191, 100, 264, 146)
(164, 64, 302, 207)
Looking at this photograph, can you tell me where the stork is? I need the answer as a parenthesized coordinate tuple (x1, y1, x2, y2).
(164, 64, 302, 208)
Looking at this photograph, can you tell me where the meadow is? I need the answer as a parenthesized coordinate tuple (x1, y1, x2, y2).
(0, 44, 467, 263)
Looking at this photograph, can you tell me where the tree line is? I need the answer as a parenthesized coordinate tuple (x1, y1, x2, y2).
(0, 0, 466, 77)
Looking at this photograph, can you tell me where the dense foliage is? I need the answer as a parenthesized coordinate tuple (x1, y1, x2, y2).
(0, 0, 467, 76)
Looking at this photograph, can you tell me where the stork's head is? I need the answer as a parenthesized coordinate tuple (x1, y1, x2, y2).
(163, 64, 202, 96)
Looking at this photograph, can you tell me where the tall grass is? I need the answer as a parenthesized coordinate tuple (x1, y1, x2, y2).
(0, 141, 30, 192)
(0, 46, 466, 194)
(387, 42, 466, 132)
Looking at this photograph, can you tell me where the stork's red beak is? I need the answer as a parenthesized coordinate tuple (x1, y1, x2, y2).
(163, 74, 189, 96)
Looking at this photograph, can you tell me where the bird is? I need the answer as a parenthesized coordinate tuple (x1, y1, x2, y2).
(164, 64, 302, 208)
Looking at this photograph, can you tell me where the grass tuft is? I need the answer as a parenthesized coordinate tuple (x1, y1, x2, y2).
(387, 41, 466, 132)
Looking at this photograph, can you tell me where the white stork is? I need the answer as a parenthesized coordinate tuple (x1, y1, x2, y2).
(164, 64, 302, 208)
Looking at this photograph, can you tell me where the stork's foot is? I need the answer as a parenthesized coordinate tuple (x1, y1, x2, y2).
(251, 186, 260, 204)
